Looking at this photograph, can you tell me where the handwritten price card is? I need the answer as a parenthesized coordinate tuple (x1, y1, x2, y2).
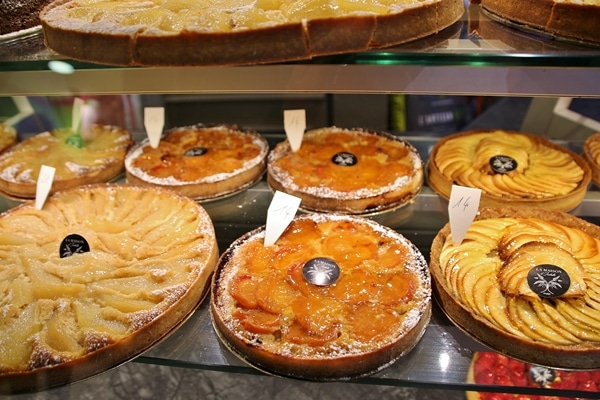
(284, 109, 306, 152)
(448, 185, 481, 246)
(35, 165, 55, 210)
(264, 190, 302, 246)
(144, 107, 165, 149)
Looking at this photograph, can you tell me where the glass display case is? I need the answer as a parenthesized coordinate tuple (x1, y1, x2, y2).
(1, 3, 599, 398)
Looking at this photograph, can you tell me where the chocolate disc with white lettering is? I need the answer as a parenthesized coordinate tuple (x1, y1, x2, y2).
(302, 257, 340, 286)
(331, 152, 358, 166)
(184, 147, 208, 157)
(59, 233, 90, 258)
(489, 155, 517, 174)
(527, 264, 571, 298)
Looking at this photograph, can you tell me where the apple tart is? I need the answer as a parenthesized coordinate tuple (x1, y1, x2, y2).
(0, 124, 133, 199)
(211, 213, 431, 380)
(267, 127, 424, 214)
(427, 130, 591, 211)
(430, 206, 600, 369)
(125, 124, 268, 200)
(583, 132, 600, 187)
(0, 184, 218, 394)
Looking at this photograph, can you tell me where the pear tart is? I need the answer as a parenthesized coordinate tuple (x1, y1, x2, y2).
(267, 127, 424, 214)
(125, 124, 268, 200)
(0, 184, 218, 394)
(0, 124, 133, 199)
(211, 214, 431, 380)
(39, 0, 464, 66)
(430, 207, 600, 369)
(428, 130, 590, 211)
(583, 132, 600, 187)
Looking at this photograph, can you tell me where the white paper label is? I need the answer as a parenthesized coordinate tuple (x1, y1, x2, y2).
(35, 165, 55, 210)
(71, 97, 84, 134)
(144, 107, 165, 149)
(448, 185, 481, 246)
(264, 190, 301, 247)
(284, 109, 306, 152)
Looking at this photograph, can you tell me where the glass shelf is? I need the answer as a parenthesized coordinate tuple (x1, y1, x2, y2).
(1, 5, 600, 96)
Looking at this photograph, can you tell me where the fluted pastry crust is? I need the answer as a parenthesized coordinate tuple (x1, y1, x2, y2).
(428, 130, 591, 211)
(0, 184, 218, 393)
(267, 127, 424, 214)
(479, 0, 600, 45)
(0, 124, 133, 199)
(125, 124, 268, 200)
(583, 132, 600, 187)
(40, 0, 464, 66)
(211, 214, 431, 380)
(430, 206, 600, 369)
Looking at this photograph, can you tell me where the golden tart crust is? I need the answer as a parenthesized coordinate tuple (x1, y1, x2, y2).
(583, 132, 600, 187)
(0, 184, 218, 394)
(427, 130, 591, 211)
(430, 206, 600, 369)
(125, 124, 268, 200)
(0, 124, 133, 199)
(0, 124, 17, 154)
(267, 127, 424, 214)
(39, 0, 464, 66)
(478, 0, 600, 45)
(211, 214, 431, 380)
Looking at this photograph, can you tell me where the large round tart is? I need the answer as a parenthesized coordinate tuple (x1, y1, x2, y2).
(0, 184, 218, 393)
(211, 213, 431, 380)
(427, 130, 591, 211)
(430, 206, 600, 369)
(583, 132, 600, 187)
(125, 124, 268, 200)
(0, 124, 134, 199)
(267, 127, 424, 214)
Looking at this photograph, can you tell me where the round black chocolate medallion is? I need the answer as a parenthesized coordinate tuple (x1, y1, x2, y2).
(60, 233, 90, 258)
(302, 257, 340, 286)
(489, 155, 517, 174)
(184, 147, 208, 157)
(331, 152, 358, 166)
(527, 264, 571, 298)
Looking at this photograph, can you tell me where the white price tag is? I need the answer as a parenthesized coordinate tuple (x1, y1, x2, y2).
(144, 107, 165, 149)
(448, 185, 481, 246)
(71, 97, 84, 134)
(284, 109, 306, 152)
(35, 165, 55, 210)
(264, 191, 301, 247)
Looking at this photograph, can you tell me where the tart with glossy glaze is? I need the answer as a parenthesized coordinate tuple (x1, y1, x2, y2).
(267, 127, 424, 214)
(427, 130, 590, 211)
(125, 124, 268, 200)
(0, 184, 218, 394)
(583, 132, 600, 187)
(430, 206, 600, 370)
(0, 124, 17, 153)
(0, 124, 133, 199)
(211, 213, 431, 380)
(40, 0, 464, 66)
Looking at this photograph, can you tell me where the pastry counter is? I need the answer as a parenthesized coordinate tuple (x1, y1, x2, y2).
(1, 2, 600, 398)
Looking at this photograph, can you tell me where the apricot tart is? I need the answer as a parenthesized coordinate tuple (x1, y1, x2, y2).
(0, 124, 133, 199)
(477, 0, 600, 45)
(583, 132, 600, 187)
(40, 0, 464, 66)
(430, 206, 600, 370)
(0, 124, 17, 153)
(427, 130, 590, 211)
(0, 184, 218, 394)
(267, 127, 424, 214)
(211, 213, 431, 380)
(125, 124, 268, 200)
